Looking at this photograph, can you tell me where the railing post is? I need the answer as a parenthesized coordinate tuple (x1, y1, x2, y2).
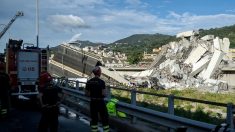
(65, 107, 69, 118)
(131, 88, 137, 124)
(168, 94, 174, 115)
(76, 81, 79, 90)
(65, 78, 69, 88)
(107, 86, 111, 100)
(168, 94, 174, 132)
(226, 103, 234, 129)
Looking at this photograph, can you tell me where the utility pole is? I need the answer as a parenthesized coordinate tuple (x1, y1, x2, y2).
(36, 0, 39, 47)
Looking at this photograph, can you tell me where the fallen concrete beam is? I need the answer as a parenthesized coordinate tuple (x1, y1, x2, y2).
(190, 55, 210, 77)
(203, 50, 225, 79)
(201, 35, 214, 41)
(198, 68, 206, 78)
(222, 38, 230, 60)
(132, 69, 154, 77)
(176, 30, 199, 38)
(213, 37, 221, 51)
(184, 43, 208, 65)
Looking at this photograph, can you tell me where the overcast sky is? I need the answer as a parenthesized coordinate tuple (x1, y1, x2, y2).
(0, 0, 235, 51)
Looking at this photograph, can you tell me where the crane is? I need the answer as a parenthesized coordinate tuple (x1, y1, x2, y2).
(0, 11, 24, 39)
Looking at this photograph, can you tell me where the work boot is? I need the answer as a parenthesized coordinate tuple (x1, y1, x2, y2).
(91, 124, 98, 132)
(103, 125, 110, 132)
(0, 109, 7, 118)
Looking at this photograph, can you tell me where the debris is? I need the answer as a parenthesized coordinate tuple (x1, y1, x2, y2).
(128, 30, 231, 91)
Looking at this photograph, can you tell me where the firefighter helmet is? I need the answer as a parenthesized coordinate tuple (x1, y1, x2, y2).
(39, 71, 52, 88)
(92, 66, 101, 76)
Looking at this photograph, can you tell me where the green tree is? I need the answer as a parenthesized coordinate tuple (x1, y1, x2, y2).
(127, 52, 143, 64)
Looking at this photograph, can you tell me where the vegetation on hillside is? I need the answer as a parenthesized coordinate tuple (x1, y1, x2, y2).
(109, 24, 235, 64)
(53, 25, 235, 64)
(199, 24, 235, 48)
(109, 33, 175, 64)
(70, 40, 105, 48)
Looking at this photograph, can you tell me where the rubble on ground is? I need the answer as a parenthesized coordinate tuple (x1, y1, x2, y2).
(129, 31, 231, 92)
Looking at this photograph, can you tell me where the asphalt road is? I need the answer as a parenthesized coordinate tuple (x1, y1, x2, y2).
(0, 107, 90, 132)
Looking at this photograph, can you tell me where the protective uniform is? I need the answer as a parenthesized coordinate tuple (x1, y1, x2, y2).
(38, 72, 61, 132)
(0, 62, 10, 118)
(106, 98, 126, 118)
(106, 98, 118, 116)
(86, 76, 109, 132)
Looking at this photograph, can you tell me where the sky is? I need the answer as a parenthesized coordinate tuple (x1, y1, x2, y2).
(0, 0, 235, 51)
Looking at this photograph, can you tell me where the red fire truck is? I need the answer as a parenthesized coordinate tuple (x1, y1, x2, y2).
(5, 39, 48, 99)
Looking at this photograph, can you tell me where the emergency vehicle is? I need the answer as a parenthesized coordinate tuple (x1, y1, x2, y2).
(5, 39, 49, 99)
(0, 11, 49, 99)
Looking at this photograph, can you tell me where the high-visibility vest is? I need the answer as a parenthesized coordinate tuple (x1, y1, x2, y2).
(106, 98, 126, 118)
(106, 99, 117, 116)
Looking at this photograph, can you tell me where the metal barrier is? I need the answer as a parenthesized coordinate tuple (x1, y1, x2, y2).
(56, 78, 235, 132)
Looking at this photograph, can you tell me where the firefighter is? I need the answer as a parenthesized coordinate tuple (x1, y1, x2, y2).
(38, 71, 62, 132)
(0, 61, 10, 118)
(85, 66, 110, 132)
(106, 98, 126, 118)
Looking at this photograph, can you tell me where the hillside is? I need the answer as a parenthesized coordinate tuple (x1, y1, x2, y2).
(199, 24, 235, 47)
(69, 40, 106, 48)
(109, 33, 175, 54)
(108, 24, 235, 64)
(51, 25, 235, 64)
(108, 33, 175, 64)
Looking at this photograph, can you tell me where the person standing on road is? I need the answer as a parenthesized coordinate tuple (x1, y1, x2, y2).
(0, 61, 10, 118)
(85, 66, 110, 132)
(38, 71, 63, 132)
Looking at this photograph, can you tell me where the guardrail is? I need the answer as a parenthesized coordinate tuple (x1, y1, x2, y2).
(56, 78, 235, 132)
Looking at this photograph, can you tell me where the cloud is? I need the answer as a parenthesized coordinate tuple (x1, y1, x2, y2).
(85, 9, 235, 41)
(1, 0, 235, 50)
(69, 33, 82, 42)
(124, 0, 149, 8)
(125, 0, 142, 5)
(226, 9, 235, 13)
(163, 0, 172, 3)
(101, 9, 157, 26)
(46, 0, 104, 9)
(164, 12, 235, 32)
(63, 8, 235, 43)
(47, 15, 90, 32)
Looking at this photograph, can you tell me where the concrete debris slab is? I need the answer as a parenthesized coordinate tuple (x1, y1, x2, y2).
(203, 50, 225, 79)
(213, 37, 221, 51)
(129, 31, 231, 91)
(184, 43, 208, 65)
(159, 59, 175, 69)
(176, 30, 199, 38)
(201, 35, 214, 41)
(197, 67, 206, 78)
(222, 38, 230, 60)
(190, 55, 210, 77)
(132, 69, 154, 77)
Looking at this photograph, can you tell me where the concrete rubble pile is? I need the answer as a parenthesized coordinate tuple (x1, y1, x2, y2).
(135, 30, 231, 92)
